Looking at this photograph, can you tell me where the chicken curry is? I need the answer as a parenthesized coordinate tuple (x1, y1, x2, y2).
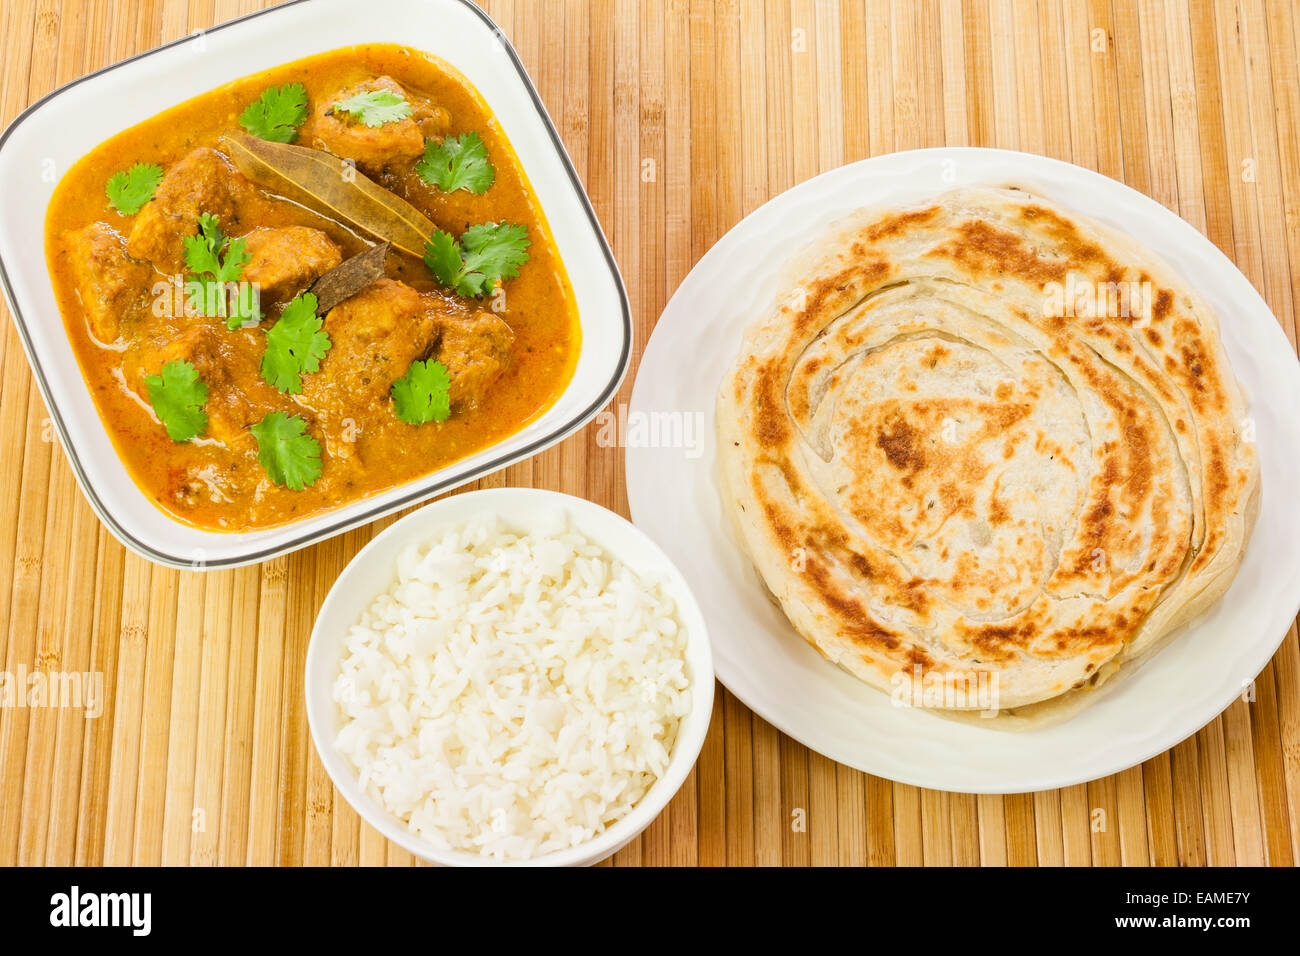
(44, 44, 580, 532)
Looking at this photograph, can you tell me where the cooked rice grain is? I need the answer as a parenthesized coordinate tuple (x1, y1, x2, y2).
(332, 515, 691, 861)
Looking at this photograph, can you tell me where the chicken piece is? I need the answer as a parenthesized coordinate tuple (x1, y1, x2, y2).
(240, 226, 343, 306)
(307, 279, 438, 410)
(304, 279, 438, 459)
(416, 105, 452, 142)
(123, 324, 272, 449)
(127, 148, 251, 270)
(434, 310, 514, 408)
(305, 76, 447, 176)
(63, 222, 152, 343)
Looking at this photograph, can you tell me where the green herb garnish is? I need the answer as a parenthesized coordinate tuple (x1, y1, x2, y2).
(423, 222, 529, 298)
(391, 359, 451, 425)
(261, 293, 331, 394)
(415, 132, 495, 194)
(105, 163, 164, 215)
(182, 213, 258, 330)
(239, 83, 309, 143)
(249, 412, 322, 490)
(332, 89, 411, 127)
(144, 359, 208, 442)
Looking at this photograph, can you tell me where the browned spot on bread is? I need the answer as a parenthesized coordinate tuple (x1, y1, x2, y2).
(1081, 494, 1114, 541)
(926, 343, 950, 367)
(927, 218, 1070, 284)
(965, 624, 1031, 663)
(898, 578, 930, 614)
(1017, 204, 1115, 269)
(848, 552, 874, 579)
(1153, 288, 1173, 322)
(876, 414, 926, 472)
(805, 560, 902, 651)
(862, 206, 941, 242)
(753, 363, 791, 447)
(792, 259, 892, 335)
(1042, 625, 1116, 655)
(906, 646, 933, 669)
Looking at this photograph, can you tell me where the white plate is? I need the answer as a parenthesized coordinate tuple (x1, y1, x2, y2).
(304, 488, 714, 866)
(0, 0, 630, 569)
(626, 147, 1300, 794)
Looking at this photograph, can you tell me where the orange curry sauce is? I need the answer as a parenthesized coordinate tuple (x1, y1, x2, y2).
(44, 44, 579, 532)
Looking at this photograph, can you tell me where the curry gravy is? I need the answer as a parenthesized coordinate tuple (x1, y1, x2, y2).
(44, 44, 580, 532)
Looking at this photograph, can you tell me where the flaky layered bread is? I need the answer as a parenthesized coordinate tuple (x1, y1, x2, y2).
(716, 186, 1259, 727)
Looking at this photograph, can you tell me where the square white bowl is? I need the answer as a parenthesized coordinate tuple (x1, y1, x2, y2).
(0, 0, 630, 569)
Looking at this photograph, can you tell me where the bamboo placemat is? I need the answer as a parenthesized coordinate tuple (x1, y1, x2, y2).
(0, 0, 1296, 866)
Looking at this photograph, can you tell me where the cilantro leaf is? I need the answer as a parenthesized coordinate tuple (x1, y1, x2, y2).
(105, 163, 164, 215)
(144, 359, 208, 442)
(214, 236, 250, 285)
(239, 83, 309, 143)
(391, 359, 451, 425)
(182, 214, 259, 330)
(181, 213, 226, 276)
(422, 222, 530, 297)
(415, 132, 495, 194)
(332, 89, 412, 127)
(261, 293, 330, 393)
(422, 230, 464, 291)
(249, 412, 322, 490)
(458, 223, 531, 293)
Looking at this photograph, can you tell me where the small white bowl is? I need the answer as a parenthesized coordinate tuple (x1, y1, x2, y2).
(304, 487, 715, 866)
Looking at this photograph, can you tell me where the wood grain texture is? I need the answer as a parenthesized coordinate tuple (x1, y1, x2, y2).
(0, 0, 1297, 866)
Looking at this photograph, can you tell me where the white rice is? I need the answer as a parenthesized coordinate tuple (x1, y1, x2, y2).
(332, 513, 692, 861)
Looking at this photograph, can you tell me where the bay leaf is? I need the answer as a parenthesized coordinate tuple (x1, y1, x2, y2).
(307, 241, 391, 314)
(223, 132, 434, 259)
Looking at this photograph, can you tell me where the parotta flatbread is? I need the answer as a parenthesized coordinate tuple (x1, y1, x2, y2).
(716, 186, 1259, 728)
